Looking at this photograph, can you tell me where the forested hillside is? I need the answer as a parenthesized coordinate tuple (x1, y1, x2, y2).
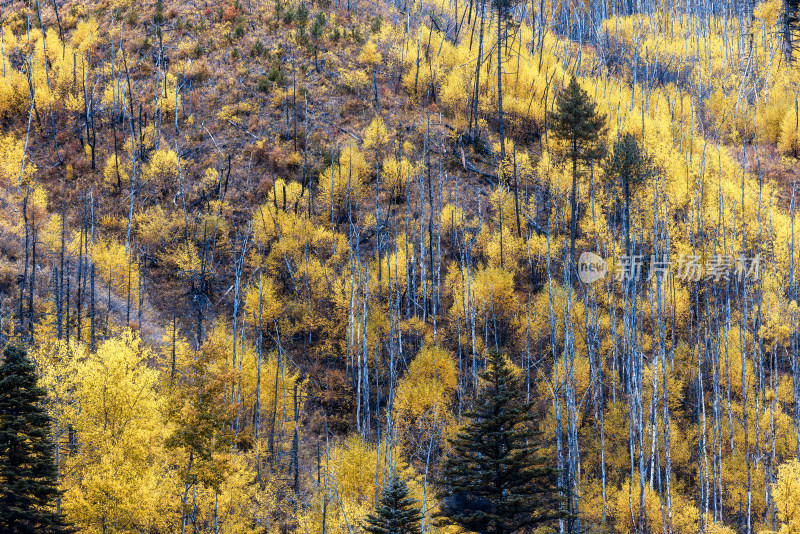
(1, 0, 800, 532)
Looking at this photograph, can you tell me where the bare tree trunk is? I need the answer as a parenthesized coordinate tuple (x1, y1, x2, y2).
(292, 383, 300, 496)
(65, 258, 70, 344)
(470, 1, 486, 141)
(90, 193, 96, 351)
(496, 5, 505, 158)
(783, 0, 795, 61)
(171, 316, 177, 383)
(28, 204, 36, 337)
(20, 194, 28, 337)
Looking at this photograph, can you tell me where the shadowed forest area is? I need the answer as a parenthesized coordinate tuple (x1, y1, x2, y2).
(1, 0, 800, 532)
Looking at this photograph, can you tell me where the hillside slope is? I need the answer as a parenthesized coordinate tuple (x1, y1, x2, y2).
(1, 0, 800, 532)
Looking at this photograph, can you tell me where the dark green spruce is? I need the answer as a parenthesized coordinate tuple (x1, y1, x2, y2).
(0, 345, 68, 534)
(550, 76, 607, 278)
(603, 132, 658, 259)
(364, 474, 422, 534)
(437, 349, 563, 534)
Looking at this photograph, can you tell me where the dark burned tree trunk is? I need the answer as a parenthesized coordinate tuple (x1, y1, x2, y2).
(106, 267, 112, 337)
(65, 258, 70, 344)
(469, 0, 486, 142)
(292, 383, 300, 497)
(90, 262, 96, 350)
(138, 255, 144, 332)
(171, 316, 178, 384)
(58, 192, 65, 340)
(76, 205, 84, 341)
(29, 207, 36, 338)
(81, 208, 89, 337)
(497, 0, 505, 159)
(126, 254, 131, 325)
(784, 0, 799, 61)
(90, 196, 96, 351)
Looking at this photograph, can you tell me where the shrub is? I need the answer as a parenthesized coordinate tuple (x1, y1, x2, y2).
(287, 151, 302, 169)
(295, 26, 308, 45)
(370, 15, 382, 34)
(126, 7, 138, 25)
(153, 0, 164, 24)
(310, 13, 325, 38)
(250, 39, 266, 57)
(187, 59, 212, 82)
(266, 63, 286, 84)
(0, 69, 30, 119)
(282, 5, 294, 24)
(222, 3, 240, 21)
(257, 77, 271, 93)
(338, 70, 368, 94)
(297, 2, 309, 26)
(318, 144, 368, 222)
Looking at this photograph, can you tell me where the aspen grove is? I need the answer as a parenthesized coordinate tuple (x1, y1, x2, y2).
(1, 0, 800, 532)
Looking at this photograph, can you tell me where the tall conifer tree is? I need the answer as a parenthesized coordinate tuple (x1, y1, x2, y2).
(438, 349, 562, 534)
(550, 77, 607, 279)
(603, 132, 657, 258)
(0, 345, 67, 534)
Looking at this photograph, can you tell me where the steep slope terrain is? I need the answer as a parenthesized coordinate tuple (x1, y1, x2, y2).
(2, 0, 800, 532)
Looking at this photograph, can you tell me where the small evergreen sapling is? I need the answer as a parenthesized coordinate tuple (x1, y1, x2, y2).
(364, 475, 422, 534)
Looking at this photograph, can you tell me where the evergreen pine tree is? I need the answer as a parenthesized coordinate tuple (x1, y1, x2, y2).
(550, 77, 607, 280)
(602, 132, 657, 259)
(438, 349, 562, 534)
(0, 345, 67, 534)
(364, 475, 422, 534)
